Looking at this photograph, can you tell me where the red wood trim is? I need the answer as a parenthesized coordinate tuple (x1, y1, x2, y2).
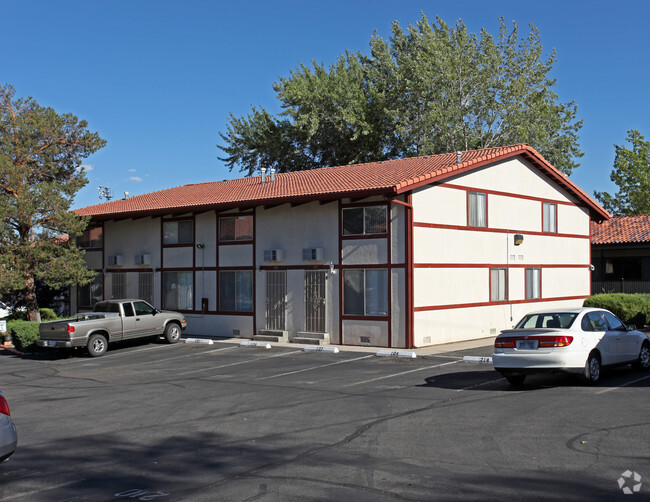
(338, 200, 343, 344)
(439, 182, 575, 207)
(413, 222, 589, 240)
(341, 233, 388, 240)
(415, 263, 590, 269)
(414, 295, 590, 312)
(342, 315, 389, 321)
(405, 192, 414, 348)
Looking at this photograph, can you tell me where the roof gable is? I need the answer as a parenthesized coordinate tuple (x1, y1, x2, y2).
(76, 144, 609, 221)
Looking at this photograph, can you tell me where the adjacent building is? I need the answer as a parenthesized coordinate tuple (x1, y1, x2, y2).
(591, 214, 650, 294)
(74, 144, 609, 348)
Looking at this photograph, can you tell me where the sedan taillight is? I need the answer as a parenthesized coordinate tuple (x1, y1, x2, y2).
(494, 335, 573, 348)
(537, 336, 573, 347)
(0, 396, 10, 416)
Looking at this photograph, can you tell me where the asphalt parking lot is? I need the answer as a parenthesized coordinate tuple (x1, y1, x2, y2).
(1, 337, 649, 501)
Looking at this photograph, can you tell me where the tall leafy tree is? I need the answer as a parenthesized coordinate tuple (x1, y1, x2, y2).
(0, 84, 106, 321)
(595, 130, 650, 215)
(219, 13, 583, 176)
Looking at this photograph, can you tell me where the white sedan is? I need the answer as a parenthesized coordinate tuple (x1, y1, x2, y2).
(492, 307, 650, 385)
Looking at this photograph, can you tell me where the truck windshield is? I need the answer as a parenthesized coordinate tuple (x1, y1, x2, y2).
(93, 303, 120, 313)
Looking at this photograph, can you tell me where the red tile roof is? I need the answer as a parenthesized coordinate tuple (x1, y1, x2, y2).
(591, 214, 650, 245)
(76, 144, 609, 221)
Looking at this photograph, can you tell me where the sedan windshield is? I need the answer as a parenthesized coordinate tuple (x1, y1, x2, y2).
(515, 313, 578, 329)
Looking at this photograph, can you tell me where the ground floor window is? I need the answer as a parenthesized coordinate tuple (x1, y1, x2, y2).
(163, 271, 193, 310)
(219, 270, 253, 312)
(526, 268, 541, 299)
(79, 272, 103, 309)
(490, 268, 507, 302)
(343, 269, 388, 316)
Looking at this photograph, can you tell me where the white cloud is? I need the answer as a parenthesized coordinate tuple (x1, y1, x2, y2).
(129, 176, 143, 183)
(77, 164, 94, 173)
(128, 169, 136, 172)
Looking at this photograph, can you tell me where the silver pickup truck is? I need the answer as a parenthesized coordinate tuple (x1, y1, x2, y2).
(38, 299, 187, 356)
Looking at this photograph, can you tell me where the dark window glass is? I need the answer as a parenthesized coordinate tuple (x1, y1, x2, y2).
(122, 303, 135, 317)
(342, 206, 387, 235)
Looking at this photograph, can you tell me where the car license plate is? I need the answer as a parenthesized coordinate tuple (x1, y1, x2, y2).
(516, 340, 538, 350)
(43, 340, 57, 347)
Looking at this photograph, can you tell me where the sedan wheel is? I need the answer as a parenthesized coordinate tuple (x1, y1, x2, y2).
(582, 353, 601, 385)
(633, 342, 650, 370)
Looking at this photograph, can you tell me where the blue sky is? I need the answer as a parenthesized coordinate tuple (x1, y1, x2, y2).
(3, 0, 649, 209)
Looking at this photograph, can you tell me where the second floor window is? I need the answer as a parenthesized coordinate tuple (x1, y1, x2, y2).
(219, 215, 253, 242)
(78, 226, 103, 249)
(342, 206, 387, 236)
(163, 220, 193, 245)
(543, 202, 557, 233)
(468, 191, 487, 227)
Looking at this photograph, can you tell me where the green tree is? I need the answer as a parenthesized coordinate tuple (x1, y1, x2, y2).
(219, 13, 583, 176)
(595, 130, 650, 215)
(0, 84, 106, 321)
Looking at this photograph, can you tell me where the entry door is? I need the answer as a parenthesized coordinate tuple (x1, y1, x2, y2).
(304, 271, 326, 332)
(266, 271, 286, 330)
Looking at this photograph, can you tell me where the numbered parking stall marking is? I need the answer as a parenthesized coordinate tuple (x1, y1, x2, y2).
(115, 488, 170, 500)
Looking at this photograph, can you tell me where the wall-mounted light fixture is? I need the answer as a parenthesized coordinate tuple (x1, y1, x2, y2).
(514, 234, 524, 246)
(328, 261, 337, 275)
(196, 243, 205, 249)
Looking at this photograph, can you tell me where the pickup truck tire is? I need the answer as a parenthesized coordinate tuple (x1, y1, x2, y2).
(164, 323, 181, 344)
(87, 333, 108, 357)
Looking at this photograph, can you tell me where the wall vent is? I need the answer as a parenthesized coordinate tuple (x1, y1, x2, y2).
(360, 336, 370, 344)
(108, 254, 124, 266)
(302, 247, 323, 261)
(233, 329, 241, 337)
(263, 249, 284, 262)
(135, 253, 152, 265)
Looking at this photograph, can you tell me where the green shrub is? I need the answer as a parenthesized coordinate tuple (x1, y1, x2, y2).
(583, 294, 650, 327)
(39, 308, 58, 321)
(6, 320, 40, 352)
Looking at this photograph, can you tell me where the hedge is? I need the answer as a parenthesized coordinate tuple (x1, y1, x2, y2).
(6, 320, 40, 352)
(583, 294, 650, 328)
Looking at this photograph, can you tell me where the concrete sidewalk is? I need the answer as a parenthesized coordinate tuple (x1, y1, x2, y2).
(182, 334, 495, 356)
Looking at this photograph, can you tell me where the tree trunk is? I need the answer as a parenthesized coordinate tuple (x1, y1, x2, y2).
(24, 272, 41, 323)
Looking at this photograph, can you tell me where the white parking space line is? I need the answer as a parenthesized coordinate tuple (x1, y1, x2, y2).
(136, 344, 238, 366)
(1, 479, 85, 501)
(595, 374, 650, 394)
(343, 360, 461, 388)
(254, 354, 374, 381)
(177, 349, 304, 376)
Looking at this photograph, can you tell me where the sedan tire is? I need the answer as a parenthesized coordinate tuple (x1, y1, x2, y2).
(582, 352, 601, 385)
(633, 342, 650, 371)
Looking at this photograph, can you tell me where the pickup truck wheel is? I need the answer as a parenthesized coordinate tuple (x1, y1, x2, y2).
(87, 334, 108, 357)
(164, 323, 181, 344)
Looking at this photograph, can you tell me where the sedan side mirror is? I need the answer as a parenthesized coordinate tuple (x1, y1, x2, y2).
(627, 324, 636, 331)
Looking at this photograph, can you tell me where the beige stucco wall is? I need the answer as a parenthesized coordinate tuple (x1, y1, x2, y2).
(412, 156, 592, 347)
